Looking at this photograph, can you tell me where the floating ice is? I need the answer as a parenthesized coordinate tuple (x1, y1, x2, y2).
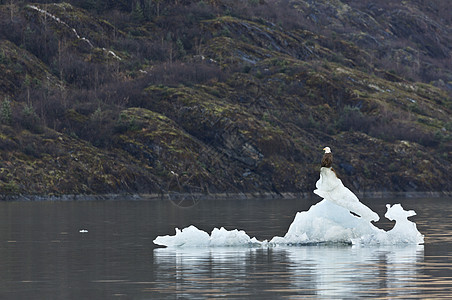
(154, 226, 210, 247)
(154, 168, 424, 247)
(154, 226, 263, 248)
(314, 167, 379, 222)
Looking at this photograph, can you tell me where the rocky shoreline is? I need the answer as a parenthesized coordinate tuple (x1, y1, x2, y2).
(2, 191, 450, 202)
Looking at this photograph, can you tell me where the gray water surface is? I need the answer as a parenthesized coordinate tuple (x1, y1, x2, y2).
(0, 197, 450, 299)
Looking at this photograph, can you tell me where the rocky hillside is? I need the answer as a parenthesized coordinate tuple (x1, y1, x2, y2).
(0, 0, 450, 198)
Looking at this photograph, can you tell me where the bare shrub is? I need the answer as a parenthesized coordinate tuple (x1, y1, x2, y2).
(369, 121, 440, 146)
(337, 105, 441, 146)
(337, 105, 375, 133)
(146, 61, 229, 86)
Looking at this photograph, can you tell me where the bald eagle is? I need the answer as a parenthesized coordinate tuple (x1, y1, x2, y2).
(321, 147, 333, 168)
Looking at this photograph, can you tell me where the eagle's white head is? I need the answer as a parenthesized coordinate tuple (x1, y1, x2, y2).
(323, 147, 331, 153)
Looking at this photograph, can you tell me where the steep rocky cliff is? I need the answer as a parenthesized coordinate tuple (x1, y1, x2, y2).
(0, 0, 450, 198)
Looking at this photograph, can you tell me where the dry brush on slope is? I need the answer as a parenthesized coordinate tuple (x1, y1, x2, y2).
(0, 0, 450, 197)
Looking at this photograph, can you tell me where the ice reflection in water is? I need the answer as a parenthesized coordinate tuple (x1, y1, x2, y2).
(153, 245, 424, 298)
(285, 245, 424, 298)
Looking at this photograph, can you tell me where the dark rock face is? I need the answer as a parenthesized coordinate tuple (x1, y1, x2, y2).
(0, 0, 450, 196)
(339, 163, 355, 176)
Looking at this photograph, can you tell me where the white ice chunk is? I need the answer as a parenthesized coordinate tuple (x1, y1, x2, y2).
(154, 225, 210, 247)
(210, 227, 261, 247)
(153, 225, 264, 248)
(270, 200, 382, 245)
(314, 167, 379, 222)
(383, 204, 424, 244)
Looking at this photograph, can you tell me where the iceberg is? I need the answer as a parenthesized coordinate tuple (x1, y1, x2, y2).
(154, 167, 424, 247)
(314, 167, 379, 222)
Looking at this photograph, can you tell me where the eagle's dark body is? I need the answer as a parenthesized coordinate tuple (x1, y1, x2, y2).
(321, 152, 333, 168)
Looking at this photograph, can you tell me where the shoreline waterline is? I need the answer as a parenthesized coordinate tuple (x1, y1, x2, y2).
(0, 190, 450, 201)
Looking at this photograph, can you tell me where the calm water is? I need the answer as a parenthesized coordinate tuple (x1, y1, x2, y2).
(0, 197, 451, 299)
